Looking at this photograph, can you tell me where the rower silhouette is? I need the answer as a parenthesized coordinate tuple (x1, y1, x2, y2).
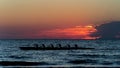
(42, 44, 45, 48)
(75, 44, 78, 48)
(58, 44, 62, 48)
(50, 44, 54, 48)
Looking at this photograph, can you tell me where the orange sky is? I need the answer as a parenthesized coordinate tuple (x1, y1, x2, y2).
(0, 0, 120, 39)
(30, 25, 97, 39)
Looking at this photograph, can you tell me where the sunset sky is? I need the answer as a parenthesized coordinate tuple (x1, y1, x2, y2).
(0, 0, 120, 39)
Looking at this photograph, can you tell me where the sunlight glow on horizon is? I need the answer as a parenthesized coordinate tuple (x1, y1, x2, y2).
(33, 25, 98, 39)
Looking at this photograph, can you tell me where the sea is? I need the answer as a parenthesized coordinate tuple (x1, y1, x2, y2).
(0, 39, 120, 68)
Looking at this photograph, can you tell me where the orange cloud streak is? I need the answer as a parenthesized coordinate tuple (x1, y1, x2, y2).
(35, 25, 97, 39)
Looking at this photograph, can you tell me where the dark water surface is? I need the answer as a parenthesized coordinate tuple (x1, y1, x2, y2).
(0, 39, 120, 67)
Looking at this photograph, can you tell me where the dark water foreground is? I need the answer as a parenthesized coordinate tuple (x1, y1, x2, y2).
(0, 39, 120, 68)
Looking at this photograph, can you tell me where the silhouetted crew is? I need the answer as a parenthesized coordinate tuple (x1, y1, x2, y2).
(42, 44, 45, 48)
(67, 44, 70, 48)
(75, 44, 78, 48)
(34, 44, 39, 48)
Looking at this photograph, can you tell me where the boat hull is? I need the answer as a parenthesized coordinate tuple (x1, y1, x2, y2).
(19, 47, 95, 50)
